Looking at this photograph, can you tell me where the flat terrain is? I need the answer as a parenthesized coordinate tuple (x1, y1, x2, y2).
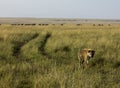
(0, 23, 120, 88)
(0, 18, 120, 24)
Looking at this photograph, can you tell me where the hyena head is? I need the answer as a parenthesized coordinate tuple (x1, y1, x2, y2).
(85, 49, 95, 58)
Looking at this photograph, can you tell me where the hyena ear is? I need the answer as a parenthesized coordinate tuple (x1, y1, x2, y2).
(82, 49, 87, 52)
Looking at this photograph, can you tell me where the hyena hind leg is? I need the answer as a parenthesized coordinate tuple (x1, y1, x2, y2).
(79, 60, 84, 69)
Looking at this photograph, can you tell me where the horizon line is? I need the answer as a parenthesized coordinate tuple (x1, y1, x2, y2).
(0, 17, 120, 21)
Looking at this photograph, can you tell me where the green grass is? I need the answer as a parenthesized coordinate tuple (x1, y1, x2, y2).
(0, 25, 120, 88)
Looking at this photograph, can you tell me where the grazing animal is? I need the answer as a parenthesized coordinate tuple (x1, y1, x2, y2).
(78, 48, 95, 68)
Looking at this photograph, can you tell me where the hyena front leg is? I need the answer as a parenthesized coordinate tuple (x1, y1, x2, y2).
(84, 57, 89, 68)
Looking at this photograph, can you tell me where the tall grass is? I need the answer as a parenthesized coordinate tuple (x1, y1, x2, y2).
(0, 25, 120, 88)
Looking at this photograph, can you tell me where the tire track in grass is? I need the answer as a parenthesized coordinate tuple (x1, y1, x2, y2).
(38, 33, 71, 62)
(12, 33, 39, 57)
(38, 32, 51, 59)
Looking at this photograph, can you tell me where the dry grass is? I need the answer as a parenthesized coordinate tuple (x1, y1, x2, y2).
(0, 24, 120, 88)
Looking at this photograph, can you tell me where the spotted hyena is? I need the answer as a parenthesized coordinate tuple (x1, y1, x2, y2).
(78, 48, 95, 68)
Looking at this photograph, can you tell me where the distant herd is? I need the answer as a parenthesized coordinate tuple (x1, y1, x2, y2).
(0, 23, 112, 26)
(10, 23, 64, 26)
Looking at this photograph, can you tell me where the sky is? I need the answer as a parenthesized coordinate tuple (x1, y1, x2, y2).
(0, 0, 120, 19)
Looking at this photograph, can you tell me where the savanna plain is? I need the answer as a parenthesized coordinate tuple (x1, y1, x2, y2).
(0, 24, 120, 88)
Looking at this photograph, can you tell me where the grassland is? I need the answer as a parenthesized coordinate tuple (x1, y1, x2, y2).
(0, 24, 120, 88)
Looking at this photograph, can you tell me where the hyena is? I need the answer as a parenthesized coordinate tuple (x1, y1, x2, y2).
(78, 48, 95, 68)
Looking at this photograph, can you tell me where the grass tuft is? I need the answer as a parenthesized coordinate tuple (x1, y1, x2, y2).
(17, 79, 34, 88)
(89, 57, 105, 67)
(112, 61, 120, 68)
(54, 46, 70, 53)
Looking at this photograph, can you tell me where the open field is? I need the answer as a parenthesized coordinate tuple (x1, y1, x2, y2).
(0, 18, 120, 24)
(0, 24, 120, 88)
